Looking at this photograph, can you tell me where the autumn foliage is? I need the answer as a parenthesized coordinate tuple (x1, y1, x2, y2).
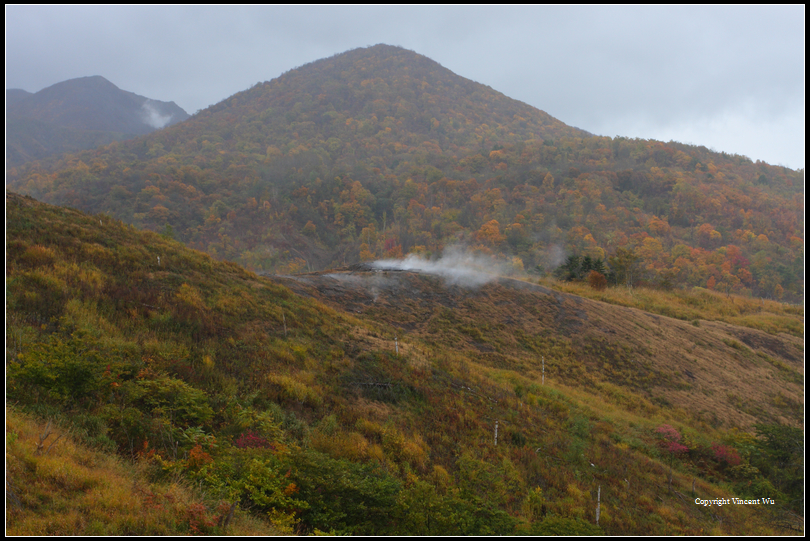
(711, 443, 742, 467)
(587, 270, 607, 291)
(5, 193, 803, 535)
(5, 45, 801, 301)
(655, 424, 689, 456)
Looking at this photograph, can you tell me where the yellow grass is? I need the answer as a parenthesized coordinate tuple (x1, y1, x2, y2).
(540, 278, 803, 338)
(5, 408, 279, 536)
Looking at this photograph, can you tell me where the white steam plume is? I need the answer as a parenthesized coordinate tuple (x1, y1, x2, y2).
(140, 100, 173, 129)
(371, 245, 515, 287)
(546, 245, 567, 270)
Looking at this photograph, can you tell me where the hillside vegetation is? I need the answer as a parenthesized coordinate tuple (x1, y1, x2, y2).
(6, 192, 803, 535)
(6, 407, 275, 535)
(7, 45, 803, 301)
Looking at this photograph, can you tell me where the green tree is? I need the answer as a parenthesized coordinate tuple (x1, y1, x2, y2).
(608, 247, 640, 287)
(290, 450, 402, 535)
(752, 423, 804, 511)
(8, 334, 113, 405)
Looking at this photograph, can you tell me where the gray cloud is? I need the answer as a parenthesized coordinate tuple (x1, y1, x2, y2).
(6, 5, 804, 168)
(140, 101, 173, 129)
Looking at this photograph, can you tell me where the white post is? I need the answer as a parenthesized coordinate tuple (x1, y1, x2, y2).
(157, 255, 161, 266)
(494, 420, 499, 446)
(395, 336, 398, 354)
(596, 485, 601, 525)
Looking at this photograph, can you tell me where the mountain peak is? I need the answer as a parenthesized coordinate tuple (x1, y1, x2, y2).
(200, 43, 588, 147)
(47, 74, 118, 88)
(6, 75, 190, 167)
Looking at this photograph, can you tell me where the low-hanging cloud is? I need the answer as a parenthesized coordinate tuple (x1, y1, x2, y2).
(140, 100, 173, 129)
(371, 245, 517, 287)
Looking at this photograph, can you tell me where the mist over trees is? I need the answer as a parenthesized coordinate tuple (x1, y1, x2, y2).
(8, 46, 801, 302)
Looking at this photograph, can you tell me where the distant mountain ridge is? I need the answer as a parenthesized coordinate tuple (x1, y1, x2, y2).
(6, 88, 33, 108)
(6, 75, 189, 166)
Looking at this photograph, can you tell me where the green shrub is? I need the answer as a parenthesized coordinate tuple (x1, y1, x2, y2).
(526, 515, 602, 535)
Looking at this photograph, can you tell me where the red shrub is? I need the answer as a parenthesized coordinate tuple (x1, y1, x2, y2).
(655, 424, 688, 455)
(234, 431, 273, 449)
(186, 503, 217, 534)
(186, 444, 214, 470)
(587, 270, 607, 291)
(711, 443, 742, 467)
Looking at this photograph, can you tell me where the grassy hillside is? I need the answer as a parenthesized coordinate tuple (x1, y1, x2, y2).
(272, 269, 803, 431)
(5, 407, 276, 535)
(6, 193, 804, 534)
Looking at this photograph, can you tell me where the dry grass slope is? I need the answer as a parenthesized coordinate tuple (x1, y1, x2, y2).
(5, 408, 278, 535)
(272, 270, 803, 430)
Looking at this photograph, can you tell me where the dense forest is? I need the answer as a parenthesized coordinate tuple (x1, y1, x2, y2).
(6, 193, 804, 535)
(8, 45, 803, 302)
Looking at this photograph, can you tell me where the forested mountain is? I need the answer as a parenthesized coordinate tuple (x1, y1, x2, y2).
(6, 88, 33, 108)
(6, 45, 804, 301)
(6, 193, 804, 534)
(6, 76, 189, 167)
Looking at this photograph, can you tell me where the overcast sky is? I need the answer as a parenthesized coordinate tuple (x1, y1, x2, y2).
(6, 5, 805, 170)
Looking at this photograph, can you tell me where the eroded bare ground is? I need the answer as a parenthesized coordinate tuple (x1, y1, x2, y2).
(267, 269, 803, 430)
